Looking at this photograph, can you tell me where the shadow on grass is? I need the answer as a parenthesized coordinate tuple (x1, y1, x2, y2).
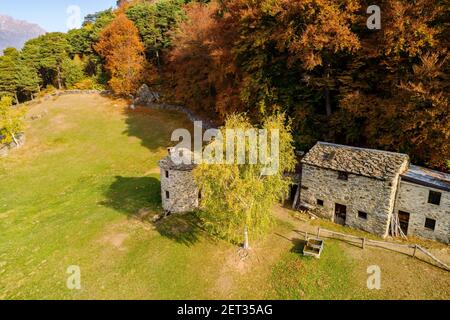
(102, 176, 161, 215)
(290, 238, 307, 254)
(101, 175, 201, 246)
(122, 107, 194, 152)
(275, 233, 307, 255)
(155, 213, 202, 246)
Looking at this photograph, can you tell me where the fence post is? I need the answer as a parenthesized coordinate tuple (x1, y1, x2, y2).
(362, 238, 366, 250)
(413, 245, 417, 258)
(317, 228, 321, 238)
(305, 232, 308, 241)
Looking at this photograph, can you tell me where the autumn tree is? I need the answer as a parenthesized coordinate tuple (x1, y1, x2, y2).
(167, 1, 242, 119)
(193, 113, 296, 248)
(94, 13, 147, 96)
(212, 0, 360, 120)
(340, 0, 449, 171)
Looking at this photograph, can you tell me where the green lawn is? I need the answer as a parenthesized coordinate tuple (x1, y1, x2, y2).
(0, 94, 448, 300)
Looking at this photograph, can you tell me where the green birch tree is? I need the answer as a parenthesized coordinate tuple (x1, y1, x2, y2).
(0, 96, 26, 145)
(193, 113, 296, 248)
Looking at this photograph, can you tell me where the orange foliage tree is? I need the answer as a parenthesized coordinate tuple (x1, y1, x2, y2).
(166, 2, 242, 119)
(163, 0, 449, 171)
(94, 13, 146, 96)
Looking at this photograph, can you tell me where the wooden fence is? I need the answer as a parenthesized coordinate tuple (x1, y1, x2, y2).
(298, 227, 450, 272)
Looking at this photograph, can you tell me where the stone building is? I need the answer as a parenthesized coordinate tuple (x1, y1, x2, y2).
(394, 166, 450, 243)
(157, 141, 449, 243)
(159, 148, 199, 214)
(297, 142, 449, 243)
(298, 142, 410, 238)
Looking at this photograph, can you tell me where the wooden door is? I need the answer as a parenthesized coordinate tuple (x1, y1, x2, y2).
(335, 204, 347, 226)
(398, 211, 410, 235)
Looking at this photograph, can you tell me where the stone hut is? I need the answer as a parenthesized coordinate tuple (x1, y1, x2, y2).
(299, 142, 410, 238)
(158, 148, 199, 214)
(394, 165, 450, 243)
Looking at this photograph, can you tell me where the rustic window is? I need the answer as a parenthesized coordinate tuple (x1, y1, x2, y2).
(317, 199, 324, 206)
(428, 191, 441, 205)
(424, 218, 436, 231)
(165, 170, 169, 178)
(358, 211, 368, 220)
(338, 172, 349, 181)
(165, 191, 170, 199)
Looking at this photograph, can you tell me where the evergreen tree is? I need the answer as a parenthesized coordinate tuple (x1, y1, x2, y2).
(0, 48, 20, 102)
(22, 33, 70, 89)
(126, 0, 185, 65)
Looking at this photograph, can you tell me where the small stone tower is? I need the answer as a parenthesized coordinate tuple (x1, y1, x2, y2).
(159, 148, 199, 214)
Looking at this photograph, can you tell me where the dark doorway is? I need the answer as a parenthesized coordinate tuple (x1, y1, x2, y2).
(398, 211, 410, 235)
(286, 184, 300, 209)
(290, 184, 299, 202)
(335, 204, 347, 226)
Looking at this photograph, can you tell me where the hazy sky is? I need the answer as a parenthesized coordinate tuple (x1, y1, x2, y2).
(0, 0, 117, 32)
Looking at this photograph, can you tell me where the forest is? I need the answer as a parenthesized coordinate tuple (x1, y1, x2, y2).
(0, 0, 448, 171)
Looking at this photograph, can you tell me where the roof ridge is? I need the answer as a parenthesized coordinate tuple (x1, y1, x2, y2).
(302, 142, 410, 180)
(317, 141, 409, 157)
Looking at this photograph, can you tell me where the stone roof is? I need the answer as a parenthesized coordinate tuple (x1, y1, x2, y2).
(158, 148, 197, 171)
(158, 156, 196, 171)
(301, 142, 409, 180)
(402, 165, 450, 192)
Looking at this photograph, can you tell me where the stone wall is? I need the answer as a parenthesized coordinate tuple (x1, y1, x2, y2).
(134, 84, 215, 129)
(0, 133, 25, 157)
(394, 180, 449, 243)
(299, 163, 401, 237)
(159, 167, 199, 213)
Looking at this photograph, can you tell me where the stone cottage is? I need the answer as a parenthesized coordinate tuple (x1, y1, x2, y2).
(394, 165, 450, 243)
(159, 148, 199, 214)
(157, 142, 449, 243)
(298, 142, 449, 243)
(298, 142, 410, 238)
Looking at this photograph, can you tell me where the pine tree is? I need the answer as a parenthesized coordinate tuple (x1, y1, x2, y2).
(22, 33, 70, 90)
(0, 48, 20, 102)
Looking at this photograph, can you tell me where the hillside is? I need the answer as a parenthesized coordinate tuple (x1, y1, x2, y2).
(0, 15, 45, 53)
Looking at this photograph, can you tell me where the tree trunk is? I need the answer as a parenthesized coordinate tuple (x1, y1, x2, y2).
(156, 50, 161, 73)
(14, 91, 19, 105)
(57, 65, 62, 90)
(11, 133, 19, 147)
(325, 87, 332, 117)
(243, 226, 250, 250)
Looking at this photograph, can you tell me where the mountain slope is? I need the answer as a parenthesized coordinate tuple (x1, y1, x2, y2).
(0, 15, 46, 53)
